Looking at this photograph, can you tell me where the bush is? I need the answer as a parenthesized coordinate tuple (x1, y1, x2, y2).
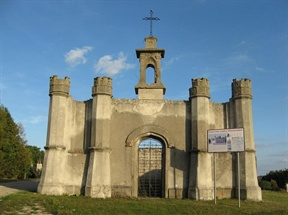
(262, 169, 288, 189)
(259, 180, 272, 190)
(270, 179, 280, 191)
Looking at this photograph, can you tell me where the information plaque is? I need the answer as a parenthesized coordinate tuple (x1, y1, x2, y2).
(207, 128, 245, 152)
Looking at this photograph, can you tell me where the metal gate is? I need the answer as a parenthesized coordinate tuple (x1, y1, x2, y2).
(138, 138, 163, 197)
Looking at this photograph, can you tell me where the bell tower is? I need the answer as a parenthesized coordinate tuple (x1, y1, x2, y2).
(135, 36, 166, 99)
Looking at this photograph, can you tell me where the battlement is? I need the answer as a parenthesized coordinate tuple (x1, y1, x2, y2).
(49, 75, 70, 97)
(189, 78, 210, 99)
(232, 78, 252, 99)
(92, 76, 113, 97)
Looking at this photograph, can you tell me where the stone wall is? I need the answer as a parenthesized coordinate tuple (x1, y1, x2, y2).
(38, 39, 261, 201)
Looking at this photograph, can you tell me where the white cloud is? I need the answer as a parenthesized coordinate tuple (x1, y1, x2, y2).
(238, 40, 246, 45)
(28, 115, 47, 124)
(94, 52, 135, 76)
(256, 143, 273, 148)
(223, 54, 252, 65)
(165, 57, 179, 67)
(65, 46, 93, 68)
(255, 67, 264, 72)
(162, 57, 180, 72)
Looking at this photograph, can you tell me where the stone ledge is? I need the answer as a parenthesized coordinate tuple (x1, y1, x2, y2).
(44, 145, 66, 150)
(68, 149, 85, 154)
(88, 147, 112, 152)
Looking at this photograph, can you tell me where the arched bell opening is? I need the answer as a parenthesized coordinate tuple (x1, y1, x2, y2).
(145, 65, 156, 84)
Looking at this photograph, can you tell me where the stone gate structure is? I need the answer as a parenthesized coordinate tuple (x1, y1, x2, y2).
(38, 36, 262, 201)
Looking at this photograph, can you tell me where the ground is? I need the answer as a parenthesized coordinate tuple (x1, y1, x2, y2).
(0, 180, 52, 215)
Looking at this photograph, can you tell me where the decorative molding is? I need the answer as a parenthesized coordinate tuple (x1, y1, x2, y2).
(245, 149, 256, 153)
(68, 149, 85, 154)
(44, 145, 66, 150)
(125, 124, 175, 148)
(190, 148, 209, 154)
(88, 147, 112, 152)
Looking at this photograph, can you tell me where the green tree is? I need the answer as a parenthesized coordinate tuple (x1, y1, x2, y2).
(270, 179, 280, 191)
(25, 145, 44, 178)
(262, 169, 288, 189)
(0, 105, 31, 179)
(259, 180, 272, 190)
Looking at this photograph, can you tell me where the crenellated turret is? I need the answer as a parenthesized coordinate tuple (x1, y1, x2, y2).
(189, 78, 210, 99)
(92, 77, 112, 97)
(232, 78, 252, 99)
(49, 75, 70, 97)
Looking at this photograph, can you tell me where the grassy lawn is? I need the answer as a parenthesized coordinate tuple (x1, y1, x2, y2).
(0, 190, 287, 215)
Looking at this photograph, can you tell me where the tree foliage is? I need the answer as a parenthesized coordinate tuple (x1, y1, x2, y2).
(259, 180, 272, 190)
(270, 179, 280, 191)
(261, 169, 288, 190)
(0, 105, 44, 179)
(25, 145, 45, 178)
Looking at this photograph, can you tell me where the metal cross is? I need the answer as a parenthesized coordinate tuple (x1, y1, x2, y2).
(143, 10, 160, 36)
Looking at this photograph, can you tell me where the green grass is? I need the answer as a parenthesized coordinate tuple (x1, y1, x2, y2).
(0, 191, 287, 215)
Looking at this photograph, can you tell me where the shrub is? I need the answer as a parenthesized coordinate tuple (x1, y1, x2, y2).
(270, 179, 280, 191)
(259, 180, 272, 190)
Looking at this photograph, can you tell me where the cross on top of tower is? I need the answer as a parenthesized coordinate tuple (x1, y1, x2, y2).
(143, 10, 160, 36)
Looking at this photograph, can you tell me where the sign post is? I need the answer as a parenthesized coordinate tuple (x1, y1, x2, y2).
(207, 128, 245, 207)
(237, 152, 240, 208)
(214, 153, 216, 204)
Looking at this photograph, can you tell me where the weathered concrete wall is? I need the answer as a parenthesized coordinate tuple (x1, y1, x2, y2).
(209, 102, 234, 198)
(39, 36, 261, 201)
(64, 99, 87, 194)
(109, 99, 190, 198)
(38, 95, 89, 195)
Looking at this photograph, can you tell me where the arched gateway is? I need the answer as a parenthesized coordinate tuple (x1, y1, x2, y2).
(125, 124, 174, 198)
(38, 35, 262, 201)
(138, 137, 163, 197)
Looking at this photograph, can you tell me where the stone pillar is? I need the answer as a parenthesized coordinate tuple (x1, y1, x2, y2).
(85, 77, 112, 198)
(232, 78, 262, 201)
(38, 76, 70, 195)
(188, 78, 214, 200)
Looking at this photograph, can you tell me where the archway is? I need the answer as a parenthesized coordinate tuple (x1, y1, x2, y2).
(146, 65, 155, 84)
(138, 137, 164, 197)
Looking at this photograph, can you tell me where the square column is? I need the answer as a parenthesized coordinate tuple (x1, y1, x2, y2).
(85, 77, 113, 198)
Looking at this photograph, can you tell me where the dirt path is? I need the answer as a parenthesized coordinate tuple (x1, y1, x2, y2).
(0, 180, 53, 214)
(0, 180, 39, 197)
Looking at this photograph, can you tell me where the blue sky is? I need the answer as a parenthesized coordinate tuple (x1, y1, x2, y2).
(0, 0, 287, 176)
